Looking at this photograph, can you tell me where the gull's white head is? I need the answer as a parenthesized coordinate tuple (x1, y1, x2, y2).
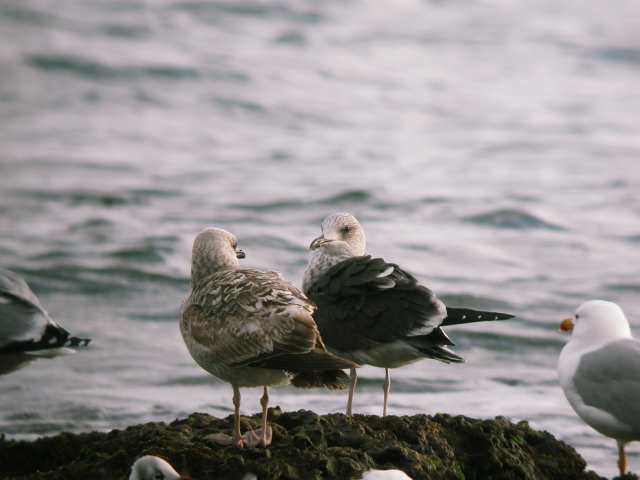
(361, 469, 413, 480)
(191, 227, 245, 281)
(310, 212, 366, 256)
(560, 300, 632, 344)
(129, 455, 189, 480)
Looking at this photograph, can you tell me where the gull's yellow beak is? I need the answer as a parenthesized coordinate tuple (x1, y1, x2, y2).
(560, 318, 574, 332)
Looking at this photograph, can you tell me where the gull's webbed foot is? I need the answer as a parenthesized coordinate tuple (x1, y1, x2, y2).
(243, 425, 273, 448)
(205, 432, 245, 448)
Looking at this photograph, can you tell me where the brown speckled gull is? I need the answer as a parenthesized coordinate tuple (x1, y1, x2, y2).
(180, 227, 356, 448)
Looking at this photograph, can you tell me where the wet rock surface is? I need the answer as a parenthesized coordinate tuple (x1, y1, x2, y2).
(0, 409, 616, 479)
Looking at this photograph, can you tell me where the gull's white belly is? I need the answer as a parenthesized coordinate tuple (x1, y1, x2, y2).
(559, 343, 633, 440)
(335, 341, 422, 369)
(181, 328, 291, 387)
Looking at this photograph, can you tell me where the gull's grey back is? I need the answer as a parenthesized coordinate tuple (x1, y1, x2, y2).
(0, 268, 44, 312)
(574, 338, 640, 437)
(0, 268, 48, 347)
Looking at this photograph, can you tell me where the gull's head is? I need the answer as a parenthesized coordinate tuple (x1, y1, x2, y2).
(310, 212, 365, 256)
(560, 300, 631, 344)
(192, 227, 245, 277)
(129, 455, 190, 480)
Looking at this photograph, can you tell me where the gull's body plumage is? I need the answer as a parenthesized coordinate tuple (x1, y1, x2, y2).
(181, 227, 355, 447)
(0, 268, 90, 374)
(559, 300, 640, 476)
(182, 268, 314, 388)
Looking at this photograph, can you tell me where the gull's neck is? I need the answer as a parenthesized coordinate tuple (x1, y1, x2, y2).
(303, 247, 353, 294)
(564, 328, 632, 359)
(191, 256, 237, 287)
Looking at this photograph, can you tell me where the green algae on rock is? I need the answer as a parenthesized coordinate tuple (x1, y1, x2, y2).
(0, 410, 606, 480)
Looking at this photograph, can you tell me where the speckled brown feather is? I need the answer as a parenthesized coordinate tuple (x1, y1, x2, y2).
(181, 268, 356, 382)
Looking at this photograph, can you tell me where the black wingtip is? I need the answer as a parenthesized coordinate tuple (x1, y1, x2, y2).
(442, 307, 515, 326)
(66, 337, 91, 348)
(492, 313, 515, 321)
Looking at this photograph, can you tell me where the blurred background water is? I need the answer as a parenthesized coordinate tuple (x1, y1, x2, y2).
(1, 0, 639, 477)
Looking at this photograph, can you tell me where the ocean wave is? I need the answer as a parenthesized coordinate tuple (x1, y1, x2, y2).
(274, 30, 307, 45)
(605, 282, 640, 293)
(17, 265, 187, 295)
(454, 331, 564, 351)
(591, 46, 640, 66)
(128, 311, 180, 323)
(0, 5, 53, 26)
(463, 208, 564, 231)
(159, 375, 212, 386)
(170, 1, 324, 24)
(319, 189, 372, 204)
(100, 23, 151, 39)
(214, 97, 266, 114)
(438, 293, 514, 311)
(624, 234, 640, 244)
(239, 234, 306, 253)
(16, 188, 179, 208)
(229, 189, 373, 212)
(26, 54, 201, 81)
(109, 245, 169, 264)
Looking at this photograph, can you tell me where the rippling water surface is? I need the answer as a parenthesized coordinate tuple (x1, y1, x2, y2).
(1, 1, 639, 477)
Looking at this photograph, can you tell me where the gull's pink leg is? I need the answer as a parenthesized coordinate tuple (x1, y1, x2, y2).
(383, 368, 390, 417)
(232, 384, 244, 448)
(346, 367, 358, 417)
(618, 440, 627, 477)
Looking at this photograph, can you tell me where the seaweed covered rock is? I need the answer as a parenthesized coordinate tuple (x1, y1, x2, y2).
(0, 409, 605, 480)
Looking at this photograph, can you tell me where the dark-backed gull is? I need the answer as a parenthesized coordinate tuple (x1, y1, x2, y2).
(303, 213, 514, 416)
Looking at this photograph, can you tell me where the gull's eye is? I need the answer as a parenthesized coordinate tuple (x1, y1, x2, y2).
(340, 226, 351, 234)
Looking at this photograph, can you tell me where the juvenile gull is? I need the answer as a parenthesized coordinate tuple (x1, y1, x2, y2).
(180, 228, 356, 448)
(0, 268, 91, 374)
(129, 455, 190, 480)
(558, 300, 640, 477)
(303, 213, 514, 417)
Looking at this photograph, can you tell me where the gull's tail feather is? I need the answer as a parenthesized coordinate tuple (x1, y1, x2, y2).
(404, 327, 463, 363)
(291, 369, 350, 390)
(0, 324, 91, 353)
(442, 307, 514, 326)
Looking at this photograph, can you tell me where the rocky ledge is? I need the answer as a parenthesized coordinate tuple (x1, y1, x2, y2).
(0, 409, 634, 480)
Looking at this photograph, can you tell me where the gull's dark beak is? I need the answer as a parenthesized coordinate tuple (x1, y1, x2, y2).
(236, 249, 246, 259)
(309, 235, 331, 250)
(560, 317, 574, 333)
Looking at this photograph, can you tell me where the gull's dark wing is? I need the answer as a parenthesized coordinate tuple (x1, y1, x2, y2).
(305, 256, 448, 353)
